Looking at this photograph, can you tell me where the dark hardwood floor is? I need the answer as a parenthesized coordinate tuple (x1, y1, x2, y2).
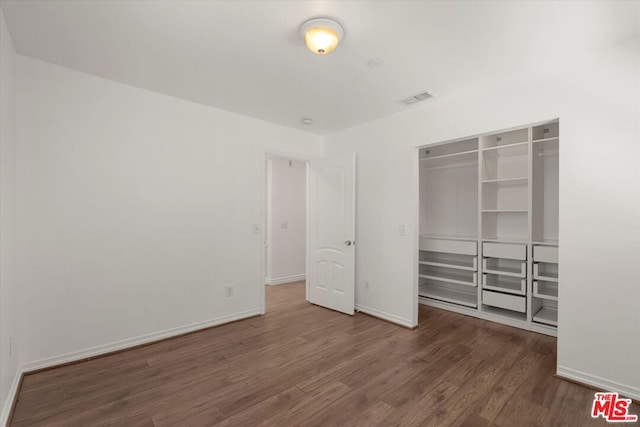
(10, 282, 638, 426)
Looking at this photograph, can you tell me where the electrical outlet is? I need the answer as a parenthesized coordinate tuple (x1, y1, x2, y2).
(364, 281, 370, 292)
(225, 286, 234, 298)
(9, 336, 14, 359)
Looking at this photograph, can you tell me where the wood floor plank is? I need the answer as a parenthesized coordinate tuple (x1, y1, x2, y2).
(10, 282, 631, 426)
(493, 396, 550, 427)
(421, 365, 505, 426)
(349, 400, 396, 427)
(478, 350, 544, 423)
(294, 324, 400, 394)
(379, 344, 471, 408)
(265, 381, 352, 425)
(379, 380, 461, 426)
(14, 386, 162, 427)
(150, 394, 224, 427)
(212, 385, 307, 427)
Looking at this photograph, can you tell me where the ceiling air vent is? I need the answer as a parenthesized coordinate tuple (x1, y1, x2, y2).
(398, 91, 434, 106)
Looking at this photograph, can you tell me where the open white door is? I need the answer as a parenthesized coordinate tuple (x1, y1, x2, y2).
(308, 152, 356, 315)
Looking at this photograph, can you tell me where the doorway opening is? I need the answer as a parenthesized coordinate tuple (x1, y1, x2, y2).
(264, 155, 308, 312)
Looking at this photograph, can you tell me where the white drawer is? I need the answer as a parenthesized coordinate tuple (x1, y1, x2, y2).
(482, 258, 527, 278)
(533, 263, 559, 281)
(482, 274, 526, 294)
(420, 238, 477, 256)
(482, 290, 526, 313)
(533, 280, 558, 300)
(533, 246, 558, 263)
(482, 242, 526, 260)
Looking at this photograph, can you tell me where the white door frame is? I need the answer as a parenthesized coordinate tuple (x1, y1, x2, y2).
(259, 149, 313, 315)
(412, 147, 420, 327)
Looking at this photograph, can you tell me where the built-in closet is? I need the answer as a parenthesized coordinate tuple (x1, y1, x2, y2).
(418, 120, 559, 336)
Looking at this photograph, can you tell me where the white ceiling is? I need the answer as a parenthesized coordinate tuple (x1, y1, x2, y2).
(1, 0, 637, 135)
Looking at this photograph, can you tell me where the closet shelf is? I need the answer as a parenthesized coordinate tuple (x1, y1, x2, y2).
(482, 237, 529, 244)
(533, 275, 558, 283)
(533, 307, 558, 326)
(419, 285, 477, 308)
(420, 149, 477, 170)
(482, 141, 528, 155)
(418, 271, 477, 287)
(532, 239, 559, 246)
(420, 149, 478, 162)
(481, 305, 527, 322)
(533, 136, 559, 144)
(418, 259, 476, 272)
(420, 234, 477, 242)
(482, 209, 528, 213)
(482, 177, 528, 185)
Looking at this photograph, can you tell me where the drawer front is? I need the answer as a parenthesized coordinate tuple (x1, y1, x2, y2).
(420, 238, 477, 256)
(533, 280, 559, 300)
(533, 246, 558, 263)
(482, 258, 527, 277)
(482, 242, 526, 260)
(482, 290, 526, 313)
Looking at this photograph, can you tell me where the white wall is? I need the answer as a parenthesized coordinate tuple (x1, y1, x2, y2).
(0, 8, 19, 424)
(2, 2, 638, 417)
(15, 56, 322, 369)
(266, 157, 306, 285)
(325, 5, 639, 398)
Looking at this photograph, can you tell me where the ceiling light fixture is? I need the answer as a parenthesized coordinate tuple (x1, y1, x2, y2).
(300, 18, 344, 55)
(301, 118, 313, 126)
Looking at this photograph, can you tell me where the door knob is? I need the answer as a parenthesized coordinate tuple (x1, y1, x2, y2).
(345, 240, 353, 246)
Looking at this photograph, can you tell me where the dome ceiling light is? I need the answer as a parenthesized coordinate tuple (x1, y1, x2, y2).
(300, 18, 344, 55)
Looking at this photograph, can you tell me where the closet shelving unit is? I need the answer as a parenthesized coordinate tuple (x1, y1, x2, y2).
(418, 120, 559, 336)
(418, 138, 479, 314)
(530, 122, 559, 333)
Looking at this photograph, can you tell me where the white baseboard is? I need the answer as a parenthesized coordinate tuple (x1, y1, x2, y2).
(1, 366, 23, 427)
(265, 274, 306, 286)
(355, 304, 416, 328)
(21, 309, 261, 373)
(557, 365, 640, 401)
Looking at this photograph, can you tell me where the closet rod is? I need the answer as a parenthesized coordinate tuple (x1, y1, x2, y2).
(420, 161, 477, 171)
